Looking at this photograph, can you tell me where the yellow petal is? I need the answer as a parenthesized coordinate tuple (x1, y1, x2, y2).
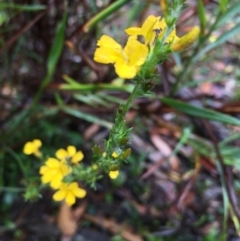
(46, 158, 61, 168)
(56, 149, 68, 160)
(39, 166, 48, 174)
(68, 182, 78, 189)
(60, 162, 71, 175)
(67, 146, 76, 157)
(94, 47, 121, 64)
(94, 35, 123, 64)
(65, 192, 76, 206)
(125, 27, 142, 36)
(73, 187, 86, 198)
(171, 26, 200, 52)
(109, 170, 119, 179)
(33, 139, 42, 148)
(71, 151, 84, 164)
(124, 37, 148, 66)
(50, 173, 63, 189)
(97, 35, 121, 49)
(53, 190, 66, 201)
(142, 15, 160, 45)
(41, 172, 53, 184)
(23, 142, 35, 155)
(112, 152, 118, 158)
(114, 60, 137, 79)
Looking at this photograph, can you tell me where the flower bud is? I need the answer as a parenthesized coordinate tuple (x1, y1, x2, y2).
(171, 26, 200, 52)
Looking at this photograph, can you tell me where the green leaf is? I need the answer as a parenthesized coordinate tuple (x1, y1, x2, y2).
(32, 9, 67, 106)
(0, 3, 46, 11)
(192, 23, 240, 63)
(61, 75, 134, 92)
(216, 1, 240, 28)
(219, 0, 228, 13)
(61, 106, 113, 129)
(160, 97, 240, 126)
(197, 0, 207, 33)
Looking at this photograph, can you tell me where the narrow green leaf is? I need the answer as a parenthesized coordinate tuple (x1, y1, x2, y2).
(61, 106, 113, 129)
(197, 0, 207, 33)
(83, 0, 129, 33)
(192, 23, 240, 63)
(61, 75, 134, 92)
(216, 1, 240, 28)
(219, 0, 229, 13)
(160, 97, 240, 126)
(0, 3, 46, 11)
(32, 9, 67, 106)
(46, 11, 67, 79)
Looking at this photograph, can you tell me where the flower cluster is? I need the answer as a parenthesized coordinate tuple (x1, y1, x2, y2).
(94, 15, 199, 79)
(23, 140, 125, 205)
(23, 140, 86, 206)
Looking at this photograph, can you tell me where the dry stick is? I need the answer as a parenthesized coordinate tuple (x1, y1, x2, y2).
(202, 120, 240, 220)
(0, 11, 46, 54)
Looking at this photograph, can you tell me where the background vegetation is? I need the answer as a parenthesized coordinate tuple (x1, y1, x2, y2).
(1, 0, 240, 240)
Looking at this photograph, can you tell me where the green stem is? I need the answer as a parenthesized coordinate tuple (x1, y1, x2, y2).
(83, 0, 130, 33)
(106, 78, 142, 149)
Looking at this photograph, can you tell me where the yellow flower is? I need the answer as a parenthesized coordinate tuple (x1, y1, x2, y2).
(109, 170, 119, 179)
(23, 139, 42, 157)
(39, 158, 71, 189)
(126, 15, 199, 52)
(55, 146, 84, 164)
(112, 152, 119, 158)
(125, 15, 179, 46)
(53, 182, 86, 206)
(170, 26, 200, 51)
(94, 35, 148, 79)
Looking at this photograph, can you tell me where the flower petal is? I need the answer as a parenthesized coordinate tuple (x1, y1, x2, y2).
(65, 192, 76, 206)
(56, 149, 68, 160)
(109, 170, 119, 179)
(124, 37, 148, 66)
(33, 139, 42, 148)
(46, 158, 61, 168)
(94, 47, 120, 64)
(141, 15, 160, 45)
(50, 173, 63, 189)
(72, 187, 86, 198)
(97, 35, 121, 49)
(39, 166, 48, 174)
(125, 27, 142, 36)
(114, 60, 137, 79)
(41, 172, 53, 184)
(67, 146, 76, 157)
(94, 35, 123, 64)
(23, 142, 34, 155)
(53, 190, 66, 201)
(71, 151, 84, 164)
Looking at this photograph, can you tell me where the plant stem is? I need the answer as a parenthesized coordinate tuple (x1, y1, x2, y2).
(106, 78, 142, 149)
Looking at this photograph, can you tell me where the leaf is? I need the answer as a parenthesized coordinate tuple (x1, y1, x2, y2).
(192, 23, 240, 63)
(0, 3, 46, 11)
(160, 97, 240, 126)
(216, 1, 240, 28)
(32, 9, 67, 105)
(61, 106, 112, 129)
(197, 0, 207, 33)
(219, 0, 229, 13)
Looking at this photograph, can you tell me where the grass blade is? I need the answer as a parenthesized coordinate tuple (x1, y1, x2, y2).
(0, 3, 46, 11)
(160, 97, 240, 126)
(197, 0, 207, 34)
(32, 8, 67, 106)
